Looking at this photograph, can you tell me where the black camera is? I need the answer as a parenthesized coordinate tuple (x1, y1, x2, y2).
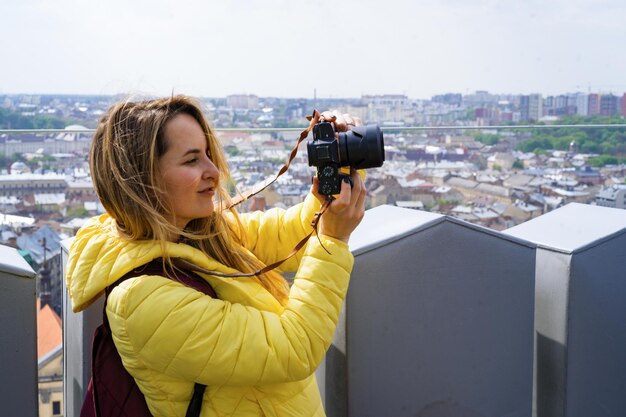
(307, 121, 385, 195)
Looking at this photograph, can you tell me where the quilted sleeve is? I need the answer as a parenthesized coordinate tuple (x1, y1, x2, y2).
(237, 192, 321, 272)
(107, 235, 353, 386)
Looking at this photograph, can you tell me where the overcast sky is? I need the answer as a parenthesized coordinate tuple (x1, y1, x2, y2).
(1, 0, 625, 99)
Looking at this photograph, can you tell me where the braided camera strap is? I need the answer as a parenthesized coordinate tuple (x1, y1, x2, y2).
(206, 110, 334, 278)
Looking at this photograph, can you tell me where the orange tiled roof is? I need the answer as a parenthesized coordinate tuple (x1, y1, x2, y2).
(37, 300, 62, 359)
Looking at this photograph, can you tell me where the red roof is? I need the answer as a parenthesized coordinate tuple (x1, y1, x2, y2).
(37, 300, 62, 359)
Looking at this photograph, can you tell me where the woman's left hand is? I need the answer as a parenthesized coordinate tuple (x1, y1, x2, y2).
(319, 110, 363, 133)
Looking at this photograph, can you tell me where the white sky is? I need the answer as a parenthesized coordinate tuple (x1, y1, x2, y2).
(1, 0, 625, 99)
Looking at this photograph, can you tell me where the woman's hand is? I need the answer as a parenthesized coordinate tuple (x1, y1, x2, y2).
(311, 169, 366, 244)
(319, 110, 363, 134)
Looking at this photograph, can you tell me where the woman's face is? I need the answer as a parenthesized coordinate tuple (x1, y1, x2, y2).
(159, 113, 220, 229)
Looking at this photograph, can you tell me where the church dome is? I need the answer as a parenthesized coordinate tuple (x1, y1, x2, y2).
(10, 161, 31, 174)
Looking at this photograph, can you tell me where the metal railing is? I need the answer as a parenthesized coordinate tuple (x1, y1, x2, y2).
(1, 123, 626, 135)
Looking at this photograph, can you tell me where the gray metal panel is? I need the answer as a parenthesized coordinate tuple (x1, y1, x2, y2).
(504, 203, 626, 253)
(349, 205, 444, 256)
(566, 233, 626, 417)
(0, 243, 38, 278)
(0, 245, 37, 417)
(62, 237, 105, 417)
(345, 216, 535, 417)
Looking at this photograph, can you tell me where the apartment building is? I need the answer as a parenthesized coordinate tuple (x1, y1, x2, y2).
(520, 94, 543, 122)
(596, 184, 626, 209)
(600, 94, 619, 116)
(0, 173, 66, 198)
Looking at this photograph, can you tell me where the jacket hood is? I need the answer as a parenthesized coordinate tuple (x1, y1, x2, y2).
(66, 214, 238, 312)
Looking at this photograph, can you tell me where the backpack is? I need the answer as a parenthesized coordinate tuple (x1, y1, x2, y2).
(80, 259, 217, 417)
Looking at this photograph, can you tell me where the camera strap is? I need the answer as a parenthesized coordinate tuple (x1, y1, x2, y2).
(174, 198, 332, 279)
(207, 110, 334, 278)
(227, 110, 322, 209)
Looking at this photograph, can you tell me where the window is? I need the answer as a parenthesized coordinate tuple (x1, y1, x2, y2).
(52, 400, 61, 415)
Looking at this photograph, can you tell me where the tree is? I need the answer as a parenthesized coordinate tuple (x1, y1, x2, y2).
(588, 155, 624, 167)
(66, 207, 90, 218)
(516, 115, 626, 157)
(224, 145, 241, 156)
(0, 107, 73, 129)
(473, 133, 501, 146)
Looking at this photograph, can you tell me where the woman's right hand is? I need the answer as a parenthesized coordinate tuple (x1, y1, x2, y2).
(311, 169, 366, 244)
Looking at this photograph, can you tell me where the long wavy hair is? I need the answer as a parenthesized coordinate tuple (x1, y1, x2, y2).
(90, 95, 289, 304)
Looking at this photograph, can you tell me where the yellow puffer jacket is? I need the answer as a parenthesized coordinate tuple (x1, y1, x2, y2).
(66, 194, 353, 417)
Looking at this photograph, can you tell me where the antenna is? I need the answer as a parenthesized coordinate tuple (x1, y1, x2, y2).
(39, 237, 51, 309)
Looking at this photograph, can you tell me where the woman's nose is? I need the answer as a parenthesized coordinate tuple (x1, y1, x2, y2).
(202, 158, 219, 178)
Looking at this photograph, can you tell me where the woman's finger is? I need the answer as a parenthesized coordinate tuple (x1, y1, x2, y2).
(332, 177, 352, 209)
(320, 110, 336, 123)
(310, 176, 327, 205)
(348, 170, 363, 206)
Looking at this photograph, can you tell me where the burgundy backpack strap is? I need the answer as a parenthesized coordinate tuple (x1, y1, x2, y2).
(114, 258, 216, 297)
(85, 268, 154, 417)
(84, 258, 214, 417)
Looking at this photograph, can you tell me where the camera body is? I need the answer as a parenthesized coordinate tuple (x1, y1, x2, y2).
(307, 121, 385, 195)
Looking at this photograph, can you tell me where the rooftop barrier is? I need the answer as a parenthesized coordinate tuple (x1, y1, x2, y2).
(505, 203, 626, 417)
(0, 244, 37, 417)
(1, 173, 624, 416)
(322, 205, 536, 417)
(61, 238, 103, 417)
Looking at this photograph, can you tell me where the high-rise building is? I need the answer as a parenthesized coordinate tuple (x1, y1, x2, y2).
(432, 93, 462, 107)
(554, 95, 568, 109)
(544, 96, 555, 116)
(520, 96, 529, 121)
(463, 91, 499, 107)
(546, 95, 576, 116)
(226, 94, 259, 110)
(622, 93, 626, 117)
(520, 94, 543, 122)
(572, 92, 588, 116)
(361, 94, 409, 123)
(600, 94, 618, 116)
(588, 93, 601, 115)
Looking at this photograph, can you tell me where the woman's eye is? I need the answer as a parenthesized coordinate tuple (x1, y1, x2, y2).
(185, 158, 198, 164)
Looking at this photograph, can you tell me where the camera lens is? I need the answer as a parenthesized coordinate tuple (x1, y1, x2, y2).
(338, 125, 385, 169)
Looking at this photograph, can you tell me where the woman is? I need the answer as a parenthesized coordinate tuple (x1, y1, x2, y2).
(66, 95, 365, 417)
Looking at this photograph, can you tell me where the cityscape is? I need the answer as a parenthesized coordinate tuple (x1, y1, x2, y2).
(1, 89, 626, 416)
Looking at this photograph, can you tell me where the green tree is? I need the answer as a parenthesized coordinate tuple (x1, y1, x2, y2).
(588, 155, 623, 167)
(516, 116, 626, 156)
(473, 133, 501, 146)
(66, 207, 90, 218)
(224, 145, 241, 156)
(0, 108, 73, 129)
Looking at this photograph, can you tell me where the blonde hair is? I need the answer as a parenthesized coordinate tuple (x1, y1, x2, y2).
(90, 95, 289, 303)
